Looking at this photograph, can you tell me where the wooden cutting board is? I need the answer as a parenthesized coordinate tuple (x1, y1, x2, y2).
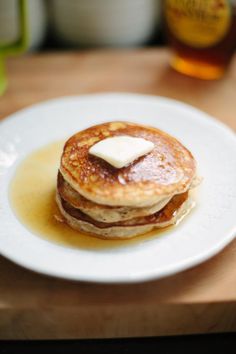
(0, 49, 236, 339)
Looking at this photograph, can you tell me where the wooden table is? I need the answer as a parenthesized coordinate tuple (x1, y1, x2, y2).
(0, 49, 236, 339)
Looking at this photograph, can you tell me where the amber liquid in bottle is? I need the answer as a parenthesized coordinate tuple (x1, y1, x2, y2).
(164, 0, 236, 80)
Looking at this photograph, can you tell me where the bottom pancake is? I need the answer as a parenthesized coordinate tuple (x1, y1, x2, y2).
(56, 192, 193, 239)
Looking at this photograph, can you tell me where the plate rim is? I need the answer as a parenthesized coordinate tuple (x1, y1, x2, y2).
(1, 92, 235, 139)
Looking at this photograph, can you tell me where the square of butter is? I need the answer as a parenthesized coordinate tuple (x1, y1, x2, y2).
(89, 135, 154, 168)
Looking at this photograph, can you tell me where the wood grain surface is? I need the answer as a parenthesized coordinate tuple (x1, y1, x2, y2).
(0, 49, 236, 339)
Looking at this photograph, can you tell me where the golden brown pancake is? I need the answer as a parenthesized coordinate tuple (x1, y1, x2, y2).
(60, 122, 196, 207)
(57, 171, 172, 222)
(56, 192, 191, 239)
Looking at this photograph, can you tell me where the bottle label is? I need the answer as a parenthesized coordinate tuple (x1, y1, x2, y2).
(166, 0, 232, 48)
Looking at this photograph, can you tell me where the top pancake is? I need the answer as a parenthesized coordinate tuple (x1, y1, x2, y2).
(60, 121, 196, 207)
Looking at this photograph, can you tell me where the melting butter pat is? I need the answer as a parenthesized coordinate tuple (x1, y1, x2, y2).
(89, 135, 154, 168)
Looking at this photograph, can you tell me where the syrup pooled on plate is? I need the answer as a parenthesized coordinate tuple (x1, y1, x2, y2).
(10, 142, 179, 250)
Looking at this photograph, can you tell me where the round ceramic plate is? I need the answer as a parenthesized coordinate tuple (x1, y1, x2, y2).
(0, 93, 236, 283)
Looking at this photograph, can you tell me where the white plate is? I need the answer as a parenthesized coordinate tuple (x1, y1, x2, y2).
(0, 93, 236, 283)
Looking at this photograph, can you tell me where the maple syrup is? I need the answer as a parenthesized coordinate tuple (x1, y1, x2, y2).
(164, 0, 236, 79)
(9, 141, 175, 250)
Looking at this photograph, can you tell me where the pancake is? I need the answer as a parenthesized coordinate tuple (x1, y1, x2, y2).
(56, 191, 191, 239)
(57, 171, 172, 222)
(60, 122, 196, 207)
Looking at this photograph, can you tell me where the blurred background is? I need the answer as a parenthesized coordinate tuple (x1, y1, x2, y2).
(1, 0, 236, 86)
(0, 0, 164, 51)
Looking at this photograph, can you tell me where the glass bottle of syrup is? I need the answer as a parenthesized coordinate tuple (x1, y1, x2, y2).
(164, 0, 236, 79)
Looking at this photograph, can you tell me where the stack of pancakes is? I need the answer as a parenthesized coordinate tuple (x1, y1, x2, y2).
(56, 122, 197, 239)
